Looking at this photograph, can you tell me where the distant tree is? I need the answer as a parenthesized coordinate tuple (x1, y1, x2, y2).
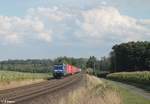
(0, 59, 53, 73)
(86, 56, 97, 69)
(99, 57, 111, 71)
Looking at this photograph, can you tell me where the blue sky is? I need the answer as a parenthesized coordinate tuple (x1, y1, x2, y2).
(0, 0, 150, 60)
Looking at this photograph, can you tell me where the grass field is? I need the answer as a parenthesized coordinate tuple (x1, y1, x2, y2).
(0, 70, 51, 82)
(0, 71, 51, 90)
(104, 79, 150, 104)
(107, 71, 150, 85)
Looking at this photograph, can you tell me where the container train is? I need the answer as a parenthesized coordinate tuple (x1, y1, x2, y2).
(53, 64, 81, 78)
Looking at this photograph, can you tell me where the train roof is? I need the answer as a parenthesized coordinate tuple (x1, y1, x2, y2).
(54, 63, 65, 66)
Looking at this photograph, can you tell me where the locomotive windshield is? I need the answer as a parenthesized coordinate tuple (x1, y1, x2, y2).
(53, 65, 64, 71)
(54, 66, 62, 70)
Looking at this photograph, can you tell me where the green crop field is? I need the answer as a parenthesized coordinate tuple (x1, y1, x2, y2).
(0, 71, 51, 82)
(107, 71, 150, 85)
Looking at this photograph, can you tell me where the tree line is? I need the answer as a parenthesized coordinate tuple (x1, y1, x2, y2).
(0, 41, 149, 73)
(110, 41, 150, 72)
(84, 41, 150, 74)
(0, 57, 88, 73)
(0, 59, 53, 73)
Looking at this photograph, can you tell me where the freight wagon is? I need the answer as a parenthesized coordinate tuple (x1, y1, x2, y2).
(53, 64, 81, 78)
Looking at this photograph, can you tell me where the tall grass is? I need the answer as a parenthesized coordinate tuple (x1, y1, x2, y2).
(107, 71, 150, 85)
(59, 75, 122, 104)
(0, 71, 50, 83)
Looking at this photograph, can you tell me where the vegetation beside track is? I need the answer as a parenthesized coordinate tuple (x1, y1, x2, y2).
(59, 75, 122, 104)
(58, 74, 150, 104)
(0, 71, 51, 82)
(107, 71, 150, 90)
(118, 85, 150, 104)
(104, 79, 150, 104)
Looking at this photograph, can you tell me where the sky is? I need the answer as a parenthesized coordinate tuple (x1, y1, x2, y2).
(0, 0, 150, 60)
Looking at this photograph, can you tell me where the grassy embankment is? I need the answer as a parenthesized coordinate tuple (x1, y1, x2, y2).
(104, 79, 150, 104)
(0, 71, 51, 90)
(58, 75, 122, 104)
(106, 71, 150, 104)
(107, 71, 150, 90)
(58, 74, 150, 104)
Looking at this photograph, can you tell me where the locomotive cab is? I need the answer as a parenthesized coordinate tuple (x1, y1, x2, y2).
(53, 64, 65, 78)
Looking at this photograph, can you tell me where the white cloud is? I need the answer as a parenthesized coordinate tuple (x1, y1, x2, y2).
(38, 31, 52, 42)
(0, 16, 52, 44)
(139, 19, 150, 26)
(76, 7, 150, 43)
(27, 7, 70, 22)
(0, 7, 66, 45)
(101, 1, 107, 5)
(0, 6, 149, 46)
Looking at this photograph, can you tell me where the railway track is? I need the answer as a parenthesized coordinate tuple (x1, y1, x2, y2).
(0, 73, 82, 104)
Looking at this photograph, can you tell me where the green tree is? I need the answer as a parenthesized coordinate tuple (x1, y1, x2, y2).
(110, 41, 150, 72)
(86, 56, 97, 70)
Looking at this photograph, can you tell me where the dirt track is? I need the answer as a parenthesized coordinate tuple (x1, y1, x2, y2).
(0, 73, 83, 104)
